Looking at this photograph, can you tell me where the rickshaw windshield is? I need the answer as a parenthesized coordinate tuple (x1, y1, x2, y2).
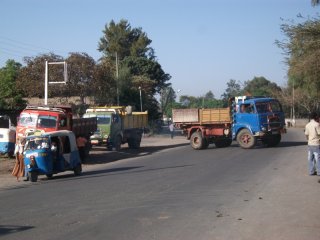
(25, 137, 50, 150)
(18, 113, 37, 127)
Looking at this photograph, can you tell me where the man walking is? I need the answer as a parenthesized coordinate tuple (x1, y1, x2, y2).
(169, 122, 174, 139)
(305, 112, 320, 175)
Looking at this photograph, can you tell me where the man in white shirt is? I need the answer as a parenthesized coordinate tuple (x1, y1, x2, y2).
(305, 112, 320, 175)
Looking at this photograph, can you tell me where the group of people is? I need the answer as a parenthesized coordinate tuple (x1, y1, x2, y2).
(305, 112, 320, 176)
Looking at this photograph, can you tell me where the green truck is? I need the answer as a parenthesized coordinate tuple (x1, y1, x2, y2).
(83, 106, 148, 150)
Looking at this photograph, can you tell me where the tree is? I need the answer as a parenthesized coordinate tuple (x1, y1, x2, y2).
(65, 52, 96, 104)
(16, 53, 64, 98)
(98, 19, 171, 120)
(312, 0, 320, 6)
(276, 16, 320, 114)
(221, 79, 243, 101)
(243, 76, 281, 97)
(92, 59, 116, 105)
(0, 60, 26, 109)
(98, 19, 154, 61)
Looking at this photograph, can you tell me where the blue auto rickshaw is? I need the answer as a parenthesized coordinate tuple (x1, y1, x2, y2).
(24, 130, 82, 182)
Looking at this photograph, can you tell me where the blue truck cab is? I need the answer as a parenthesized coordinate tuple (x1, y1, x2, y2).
(231, 96, 286, 148)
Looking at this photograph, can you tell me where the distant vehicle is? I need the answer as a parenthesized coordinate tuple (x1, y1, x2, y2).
(0, 115, 16, 157)
(173, 96, 286, 150)
(16, 105, 97, 160)
(24, 130, 82, 182)
(83, 106, 148, 150)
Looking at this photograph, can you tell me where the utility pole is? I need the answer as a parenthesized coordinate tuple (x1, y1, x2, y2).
(115, 52, 119, 106)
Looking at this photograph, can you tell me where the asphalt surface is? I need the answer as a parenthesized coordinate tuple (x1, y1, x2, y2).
(1, 128, 320, 240)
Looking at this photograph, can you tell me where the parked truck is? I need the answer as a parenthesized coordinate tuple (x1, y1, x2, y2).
(16, 105, 97, 157)
(173, 96, 286, 150)
(83, 106, 148, 150)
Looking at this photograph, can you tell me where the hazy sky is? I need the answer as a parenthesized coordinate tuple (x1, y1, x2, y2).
(1, 0, 319, 98)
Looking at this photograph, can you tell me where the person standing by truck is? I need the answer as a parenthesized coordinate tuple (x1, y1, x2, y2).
(76, 135, 87, 163)
(304, 112, 320, 176)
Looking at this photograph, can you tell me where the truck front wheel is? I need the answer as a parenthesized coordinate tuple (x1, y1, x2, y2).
(237, 129, 256, 149)
(263, 134, 281, 147)
(190, 132, 204, 150)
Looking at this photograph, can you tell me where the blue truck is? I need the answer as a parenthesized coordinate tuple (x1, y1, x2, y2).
(172, 96, 286, 149)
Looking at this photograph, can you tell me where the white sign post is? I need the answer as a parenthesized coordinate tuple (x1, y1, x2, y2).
(44, 61, 68, 105)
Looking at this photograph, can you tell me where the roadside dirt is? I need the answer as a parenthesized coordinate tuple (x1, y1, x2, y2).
(0, 157, 15, 175)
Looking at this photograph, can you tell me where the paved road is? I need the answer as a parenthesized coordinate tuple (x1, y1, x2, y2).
(1, 128, 319, 240)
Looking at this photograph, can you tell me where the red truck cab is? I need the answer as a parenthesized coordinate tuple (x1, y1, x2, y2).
(16, 105, 73, 139)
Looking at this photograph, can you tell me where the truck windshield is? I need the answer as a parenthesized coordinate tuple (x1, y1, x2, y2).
(97, 116, 111, 125)
(83, 113, 111, 125)
(37, 115, 57, 128)
(18, 113, 37, 127)
(255, 101, 282, 113)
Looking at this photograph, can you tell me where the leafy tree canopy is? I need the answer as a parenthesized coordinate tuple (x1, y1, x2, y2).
(0, 60, 26, 109)
(276, 15, 320, 113)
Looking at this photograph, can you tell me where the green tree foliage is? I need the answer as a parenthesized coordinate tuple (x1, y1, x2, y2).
(16, 53, 64, 98)
(98, 19, 154, 60)
(98, 19, 171, 120)
(221, 79, 243, 101)
(179, 91, 224, 109)
(243, 76, 281, 97)
(276, 16, 320, 113)
(65, 52, 96, 104)
(0, 60, 26, 109)
(93, 59, 116, 105)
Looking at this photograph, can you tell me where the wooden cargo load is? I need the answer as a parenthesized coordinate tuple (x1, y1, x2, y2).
(172, 108, 231, 125)
(122, 111, 148, 129)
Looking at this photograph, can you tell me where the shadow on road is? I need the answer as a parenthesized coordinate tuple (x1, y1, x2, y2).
(0, 225, 34, 237)
(86, 142, 189, 165)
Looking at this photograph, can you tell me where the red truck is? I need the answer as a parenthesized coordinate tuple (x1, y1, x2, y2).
(16, 105, 97, 157)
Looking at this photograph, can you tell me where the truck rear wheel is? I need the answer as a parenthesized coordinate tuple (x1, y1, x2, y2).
(190, 132, 204, 150)
(237, 129, 256, 149)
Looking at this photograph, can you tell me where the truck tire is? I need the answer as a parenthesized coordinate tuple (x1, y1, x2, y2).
(263, 134, 281, 147)
(237, 129, 256, 149)
(113, 135, 122, 151)
(128, 138, 141, 149)
(190, 132, 204, 150)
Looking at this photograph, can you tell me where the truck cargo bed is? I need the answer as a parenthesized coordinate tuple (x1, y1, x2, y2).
(172, 108, 231, 125)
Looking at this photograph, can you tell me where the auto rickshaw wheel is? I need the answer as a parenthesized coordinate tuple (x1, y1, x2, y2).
(46, 174, 53, 179)
(28, 172, 38, 182)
